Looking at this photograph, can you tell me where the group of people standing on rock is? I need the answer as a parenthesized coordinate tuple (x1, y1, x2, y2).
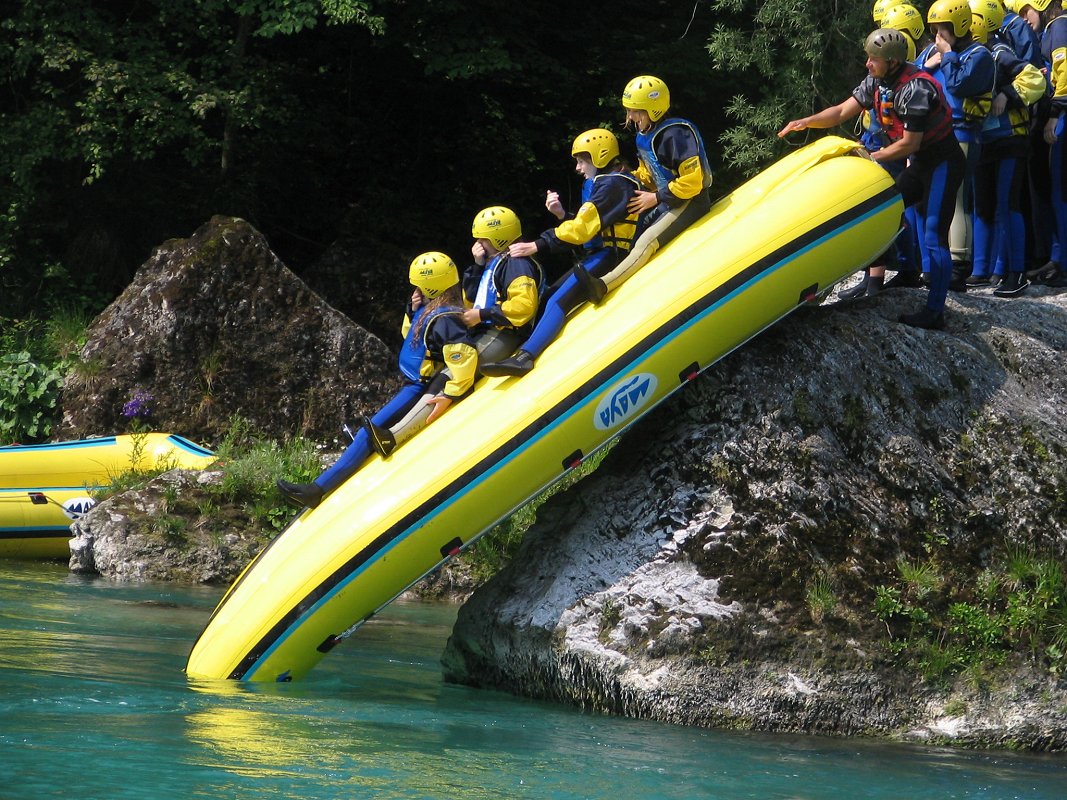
(780, 0, 1065, 330)
(277, 75, 713, 509)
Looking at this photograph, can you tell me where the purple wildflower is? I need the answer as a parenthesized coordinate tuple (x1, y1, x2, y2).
(122, 389, 155, 419)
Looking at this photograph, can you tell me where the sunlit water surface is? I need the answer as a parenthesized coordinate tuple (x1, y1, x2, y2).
(0, 561, 1063, 799)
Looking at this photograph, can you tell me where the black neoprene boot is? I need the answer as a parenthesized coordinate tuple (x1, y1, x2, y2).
(277, 479, 324, 509)
(573, 264, 607, 305)
(993, 271, 1029, 297)
(882, 270, 924, 289)
(361, 415, 396, 457)
(837, 272, 870, 299)
(898, 307, 945, 330)
(479, 349, 535, 378)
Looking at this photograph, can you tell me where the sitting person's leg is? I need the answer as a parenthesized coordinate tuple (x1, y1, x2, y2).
(278, 381, 425, 506)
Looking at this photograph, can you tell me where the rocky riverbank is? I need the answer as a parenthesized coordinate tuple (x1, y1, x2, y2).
(440, 285, 1067, 751)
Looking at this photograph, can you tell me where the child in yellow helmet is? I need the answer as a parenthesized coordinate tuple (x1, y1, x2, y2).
(577, 75, 714, 301)
(480, 128, 643, 377)
(276, 253, 478, 508)
(461, 206, 543, 366)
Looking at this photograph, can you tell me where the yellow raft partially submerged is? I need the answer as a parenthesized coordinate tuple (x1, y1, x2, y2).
(187, 137, 903, 682)
(0, 433, 216, 559)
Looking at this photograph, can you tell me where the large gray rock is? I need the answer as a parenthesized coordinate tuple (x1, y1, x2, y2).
(59, 216, 401, 441)
(68, 468, 267, 583)
(442, 286, 1067, 750)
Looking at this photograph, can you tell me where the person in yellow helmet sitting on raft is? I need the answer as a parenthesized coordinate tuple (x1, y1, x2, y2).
(479, 128, 643, 378)
(277, 253, 477, 509)
(461, 206, 543, 368)
(571, 75, 714, 306)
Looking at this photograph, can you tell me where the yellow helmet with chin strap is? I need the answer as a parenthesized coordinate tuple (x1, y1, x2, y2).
(873, 0, 904, 23)
(882, 4, 926, 41)
(471, 206, 522, 251)
(409, 252, 459, 299)
(928, 0, 974, 36)
(622, 75, 670, 123)
(571, 128, 620, 169)
(969, 0, 1006, 41)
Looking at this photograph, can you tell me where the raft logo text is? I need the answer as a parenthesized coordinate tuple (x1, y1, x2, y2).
(594, 373, 658, 431)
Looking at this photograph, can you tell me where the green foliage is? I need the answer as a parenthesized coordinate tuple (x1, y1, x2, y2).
(874, 547, 1067, 679)
(706, 0, 871, 174)
(207, 418, 322, 530)
(0, 351, 64, 443)
(805, 575, 836, 623)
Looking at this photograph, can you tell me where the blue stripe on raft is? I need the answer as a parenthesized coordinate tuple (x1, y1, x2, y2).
(241, 192, 900, 680)
(0, 437, 119, 452)
(165, 435, 215, 458)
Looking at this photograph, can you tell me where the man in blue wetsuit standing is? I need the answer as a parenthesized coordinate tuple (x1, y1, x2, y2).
(779, 28, 965, 330)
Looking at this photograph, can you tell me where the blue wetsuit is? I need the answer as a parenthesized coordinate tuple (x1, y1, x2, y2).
(315, 304, 475, 493)
(518, 170, 642, 360)
(854, 65, 964, 314)
(973, 36, 1046, 280)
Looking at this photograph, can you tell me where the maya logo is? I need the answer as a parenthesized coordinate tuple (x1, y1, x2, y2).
(62, 496, 97, 521)
(594, 373, 658, 430)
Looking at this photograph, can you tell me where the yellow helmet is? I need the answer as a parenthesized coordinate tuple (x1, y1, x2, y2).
(1018, 0, 1053, 10)
(865, 27, 910, 61)
(882, 3, 926, 41)
(873, 0, 904, 23)
(928, 0, 973, 36)
(969, 0, 1006, 40)
(571, 128, 620, 169)
(622, 75, 670, 123)
(408, 252, 459, 299)
(471, 206, 521, 251)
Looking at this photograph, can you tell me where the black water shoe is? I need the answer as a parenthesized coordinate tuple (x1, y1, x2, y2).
(479, 349, 535, 378)
(573, 264, 607, 305)
(361, 415, 396, 457)
(899, 308, 946, 330)
(1025, 260, 1059, 283)
(277, 479, 324, 509)
(993, 272, 1029, 297)
(965, 273, 991, 286)
(882, 270, 924, 290)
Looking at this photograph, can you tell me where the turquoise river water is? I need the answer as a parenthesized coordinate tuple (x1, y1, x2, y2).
(0, 561, 1064, 799)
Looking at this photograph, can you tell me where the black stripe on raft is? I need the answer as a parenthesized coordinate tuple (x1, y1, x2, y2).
(227, 185, 899, 678)
(0, 529, 70, 540)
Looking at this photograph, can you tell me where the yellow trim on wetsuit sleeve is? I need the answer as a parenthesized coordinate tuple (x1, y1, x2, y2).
(440, 342, 478, 397)
(1052, 46, 1067, 103)
(497, 275, 538, 328)
(667, 155, 710, 201)
(554, 202, 604, 246)
(401, 313, 412, 338)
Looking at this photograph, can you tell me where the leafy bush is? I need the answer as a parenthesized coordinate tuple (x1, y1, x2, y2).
(0, 351, 64, 443)
(874, 548, 1067, 679)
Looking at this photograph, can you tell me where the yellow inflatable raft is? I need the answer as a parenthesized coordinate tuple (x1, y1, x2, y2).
(0, 432, 216, 559)
(187, 137, 903, 682)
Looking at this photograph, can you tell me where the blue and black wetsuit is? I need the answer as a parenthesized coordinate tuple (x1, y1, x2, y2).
(1043, 14, 1067, 274)
(854, 63, 964, 314)
(462, 252, 542, 364)
(972, 35, 1048, 282)
(516, 170, 642, 360)
(315, 303, 476, 493)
